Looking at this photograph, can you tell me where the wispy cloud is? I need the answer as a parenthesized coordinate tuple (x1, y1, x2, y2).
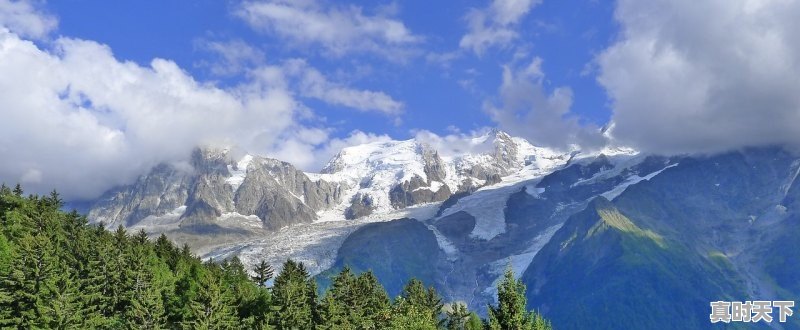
(282, 59, 404, 116)
(0, 0, 56, 39)
(459, 0, 541, 56)
(194, 38, 265, 76)
(235, 0, 422, 60)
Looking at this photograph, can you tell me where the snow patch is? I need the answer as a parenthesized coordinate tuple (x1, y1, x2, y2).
(424, 223, 459, 260)
(217, 212, 263, 229)
(483, 224, 562, 296)
(226, 154, 253, 192)
(601, 163, 678, 201)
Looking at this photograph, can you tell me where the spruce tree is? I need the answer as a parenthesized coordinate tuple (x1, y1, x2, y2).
(181, 271, 238, 330)
(271, 260, 317, 329)
(401, 278, 444, 326)
(252, 260, 275, 287)
(487, 268, 552, 330)
(389, 297, 439, 330)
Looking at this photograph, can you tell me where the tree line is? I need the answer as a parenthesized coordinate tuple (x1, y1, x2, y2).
(0, 184, 551, 329)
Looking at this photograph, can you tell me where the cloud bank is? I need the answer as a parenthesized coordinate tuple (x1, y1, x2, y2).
(486, 57, 606, 150)
(0, 4, 404, 200)
(598, 0, 800, 154)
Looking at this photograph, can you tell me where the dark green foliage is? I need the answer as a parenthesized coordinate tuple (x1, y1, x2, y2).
(271, 259, 318, 329)
(446, 303, 483, 330)
(318, 267, 392, 329)
(0, 185, 553, 329)
(252, 260, 274, 287)
(489, 268, 551, 330)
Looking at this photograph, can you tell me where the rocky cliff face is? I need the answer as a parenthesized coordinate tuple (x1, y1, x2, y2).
(88, 147, 342, 232)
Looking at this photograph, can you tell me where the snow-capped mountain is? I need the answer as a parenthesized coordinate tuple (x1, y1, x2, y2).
(310, 130, 572, 221)
(87, 130, 575, 232)
(85, 129, 661, 315)
(82, 131, 800, 329)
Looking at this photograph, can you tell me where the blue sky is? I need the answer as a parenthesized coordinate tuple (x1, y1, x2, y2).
(2, 0, 799, 199)
(47, 0, 616, 139)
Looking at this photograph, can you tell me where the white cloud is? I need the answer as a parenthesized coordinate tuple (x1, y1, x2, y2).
(282, 59, 404, 115)
(484, 57, 606, 150)
(598, 0, 800, 154)
(0, 0, 56, 39)
(460, 0, 541, 55)
(195, 39, 265, 76)
(0, 27, 369, 200)
(311, 130, 393, 170)
(235, 0, 421, 59)
(413, 128, 497, 158)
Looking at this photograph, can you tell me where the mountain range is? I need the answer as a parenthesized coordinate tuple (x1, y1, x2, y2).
(83, 130, 800, 329)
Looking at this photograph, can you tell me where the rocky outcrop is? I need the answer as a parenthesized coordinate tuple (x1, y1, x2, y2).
(345, 193, 374, 220)
(88, 164, 191, 228)
(421, 144, 447, 182)
(388, 175, 452, 209)
(88, 146, 341, 232)
(180, 148, 235, 226)
(234, 158, 342, 230)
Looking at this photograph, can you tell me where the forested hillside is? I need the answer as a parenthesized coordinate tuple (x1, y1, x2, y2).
(0, 185, 551, 329)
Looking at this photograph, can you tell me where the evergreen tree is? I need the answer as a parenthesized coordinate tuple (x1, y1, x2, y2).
(252, 260, 275, 287)
(389, 297, 439, 330)
(271, 260, 317, 329)
(125, 244, 169, 329)
(1, 233, 58, 328)
(443, 303, 482, 330)
(487, 268, 552, 330)
(181, 271, 238, 330)
(401, 278, 444, 326)
(0, 186, 546, 330)
(40, 263, 86, 329)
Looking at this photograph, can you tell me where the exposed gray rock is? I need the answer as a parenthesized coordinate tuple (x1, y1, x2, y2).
(88, 146, 341, 232)
(233, 157, 341, 230)
(345, 193, 374, 220)
(389, 175, 452, 209)
(87, 163, 191, 228)
(421, 143, 447, 183)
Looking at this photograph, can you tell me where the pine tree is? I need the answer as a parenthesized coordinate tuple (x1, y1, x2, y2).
(487, 267, 552, 330)
(444, 305, 482, 330)
(40, 263, 86, 329)
(271, 260, 317, 329)
(401, 278, 444, 326)
(181, 271, 238, 330)
(446, 302, 471, 330)
(389, 297, 439, 330)
(1, 233, 59, 328)
(252, 260, 275, 287)
(125, 244, 169, 329)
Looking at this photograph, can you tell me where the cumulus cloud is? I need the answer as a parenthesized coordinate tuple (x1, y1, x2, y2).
(598, 0, 800, 154)
(0, 0, 55, 39)
(0, 28, 309, 200)
(485, 57, 606, 150)
(283, 59, 404, 115)
(235, 0, 421, 59)
(460, 0, 541, 55)
(0, 24, 403, 201)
